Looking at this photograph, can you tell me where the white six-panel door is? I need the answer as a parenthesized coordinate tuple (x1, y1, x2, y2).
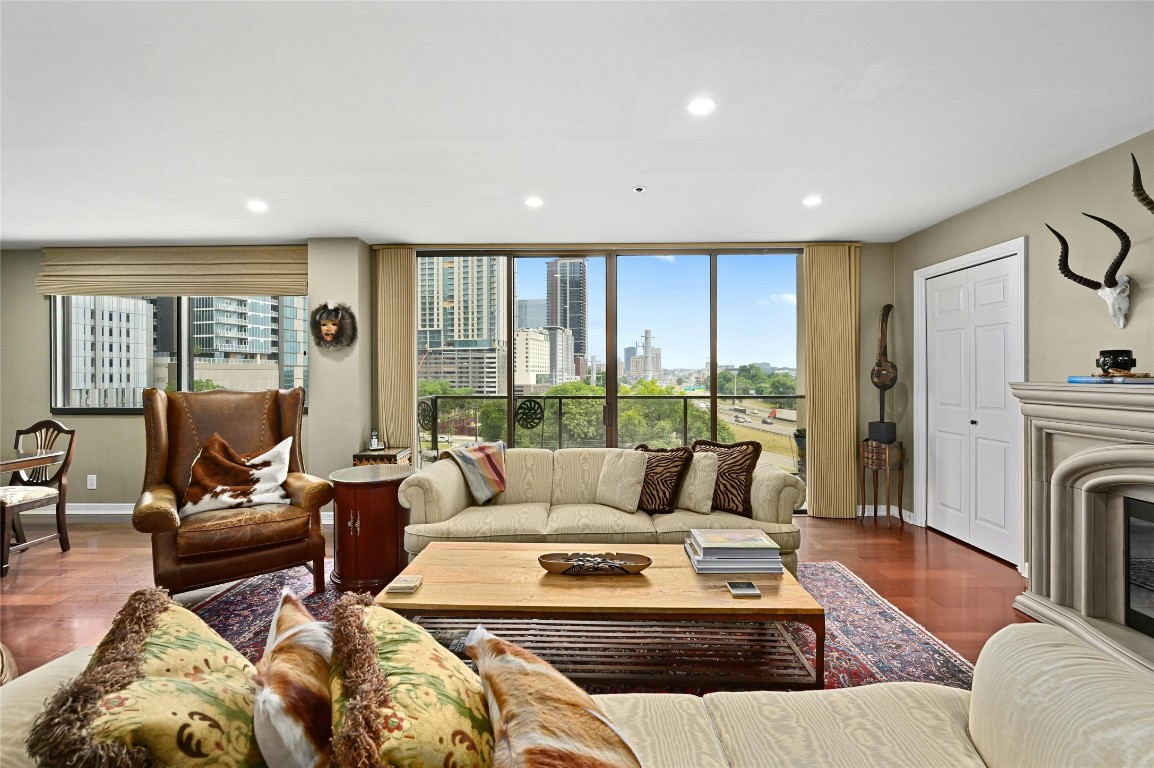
(925, 255, 1022, 564)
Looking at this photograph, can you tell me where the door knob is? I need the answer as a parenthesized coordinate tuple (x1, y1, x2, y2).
(970, 419, 978, 425)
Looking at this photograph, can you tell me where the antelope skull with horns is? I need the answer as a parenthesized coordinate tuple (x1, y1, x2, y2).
(1045, 153, 1152, 330)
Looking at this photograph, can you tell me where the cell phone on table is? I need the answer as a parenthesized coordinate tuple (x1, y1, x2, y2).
(726, 581, 761, 598)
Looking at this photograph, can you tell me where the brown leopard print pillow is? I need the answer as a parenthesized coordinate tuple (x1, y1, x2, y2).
(690, 440, 763, 516)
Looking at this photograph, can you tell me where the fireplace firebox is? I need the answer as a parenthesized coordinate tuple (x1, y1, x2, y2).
(1126, 497, 1154, 638)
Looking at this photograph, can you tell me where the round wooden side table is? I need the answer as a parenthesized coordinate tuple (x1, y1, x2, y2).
(328, 464, 413, 593)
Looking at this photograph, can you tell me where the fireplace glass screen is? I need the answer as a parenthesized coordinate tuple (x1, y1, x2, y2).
(1126, 498, 1154, 638)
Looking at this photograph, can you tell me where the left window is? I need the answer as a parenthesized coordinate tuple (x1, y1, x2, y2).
(51, 295, 309, 412)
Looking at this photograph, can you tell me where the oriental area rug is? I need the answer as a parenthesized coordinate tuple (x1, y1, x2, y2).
(192, 559, 973, 691)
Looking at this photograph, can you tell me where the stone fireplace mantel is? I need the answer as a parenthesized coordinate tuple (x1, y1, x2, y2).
(1010, 382, 1154, 672)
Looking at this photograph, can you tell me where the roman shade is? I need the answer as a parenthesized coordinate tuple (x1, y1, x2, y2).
(803, 243, 861, 518)
(36, 246, 307, 296)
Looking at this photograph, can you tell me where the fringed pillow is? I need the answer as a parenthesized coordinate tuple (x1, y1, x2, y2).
(181, 433, 292, 518)
(633, 445, 692, 515)
(465, 626, 641, 768)
(26, 588, 264, 768)
(691, 439, 763, 516)
(253, 589, 332, 768)
(330, 594, 493, 768)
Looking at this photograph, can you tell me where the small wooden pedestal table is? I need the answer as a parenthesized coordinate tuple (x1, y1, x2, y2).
(858, 439, 904, 527)
(328, 464, 413, 593)
(378, 542, 826, 690)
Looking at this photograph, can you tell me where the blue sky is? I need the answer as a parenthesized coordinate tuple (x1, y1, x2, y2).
(514, 254, 797, 370)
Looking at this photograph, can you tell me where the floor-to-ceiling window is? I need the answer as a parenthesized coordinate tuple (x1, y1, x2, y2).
(415, 248, 801, 469)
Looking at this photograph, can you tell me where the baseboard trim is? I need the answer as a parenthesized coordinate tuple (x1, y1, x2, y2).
(857, 505, 921, 527)
(25, 504, 337, 526)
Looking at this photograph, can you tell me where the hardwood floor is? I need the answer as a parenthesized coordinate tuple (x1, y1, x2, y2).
(1, 515, 1031, 676)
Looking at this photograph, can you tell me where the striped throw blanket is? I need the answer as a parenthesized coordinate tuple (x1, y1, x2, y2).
(440, 441, 507, 504)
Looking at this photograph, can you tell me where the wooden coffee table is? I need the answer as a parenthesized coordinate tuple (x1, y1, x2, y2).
(376, 541, 826, 690)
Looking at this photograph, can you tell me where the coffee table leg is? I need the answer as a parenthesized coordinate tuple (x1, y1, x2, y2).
(803, 615, 826, 688)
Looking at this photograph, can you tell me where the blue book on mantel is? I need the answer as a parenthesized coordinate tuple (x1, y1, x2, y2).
(1067, 376, 1154, 384)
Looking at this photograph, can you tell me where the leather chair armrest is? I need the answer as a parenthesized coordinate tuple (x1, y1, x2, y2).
(284, 472, 334, 512)
(133, 485, 180, 533)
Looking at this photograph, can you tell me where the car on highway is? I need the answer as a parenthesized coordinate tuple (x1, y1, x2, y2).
(762, 417, 774, 425)
(734, 415, 750, 423)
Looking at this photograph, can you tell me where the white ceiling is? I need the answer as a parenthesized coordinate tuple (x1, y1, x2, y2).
(2, 1, 1152, 249)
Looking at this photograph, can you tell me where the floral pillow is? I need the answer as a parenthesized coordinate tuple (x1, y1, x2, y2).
(27, 588, 264, 768)
(330, 593, 493, 768)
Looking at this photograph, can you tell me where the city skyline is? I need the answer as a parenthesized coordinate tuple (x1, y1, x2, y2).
(516, 254, 798, 371)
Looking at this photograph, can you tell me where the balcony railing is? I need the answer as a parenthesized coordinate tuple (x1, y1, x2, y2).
(418, 393, 805, 471)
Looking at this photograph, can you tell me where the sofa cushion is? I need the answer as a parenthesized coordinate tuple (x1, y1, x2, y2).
(691, 440, 762, 516)
(545, 503, 659, 543)
(674, 450, 718, 515)
(634, 445, 693, 515)
(494, 448, 554, 506)
(704, 683, 983, 768)
(652, 510, 800, 553)
(969, 623, 1154, 768)
(551, 448, 616, 505)
(405, 503, 550, 554)
(26, 588, 262, 768)
(465, 626, 640, 768)
(330, 595, 493, 768)
(594, 693, 729, 768)
(0, 647, 95, 768)
(594, 450, 648, 513)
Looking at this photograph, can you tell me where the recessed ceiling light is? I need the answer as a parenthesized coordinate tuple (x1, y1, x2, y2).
(246, 199, 269, 213)
(687, 97, 716, 115)
(802, 195, 823, 207)
(632, 186, 648, 193)
(524, 196, 544, 208)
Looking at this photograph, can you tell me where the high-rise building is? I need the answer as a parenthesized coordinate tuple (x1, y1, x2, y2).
(513, 328, 550, 389)
(417, 255, 508, 395)
(623, 329, 661, 381)
(546, 258, 586, 376)
(60, 296, 154, 408)
(542, 325, 576, 386)
(515, 298, 547, 330)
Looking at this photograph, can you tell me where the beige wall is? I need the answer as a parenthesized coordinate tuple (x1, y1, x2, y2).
(889, 131, 1154, 509)
(859, 243, 896, 441)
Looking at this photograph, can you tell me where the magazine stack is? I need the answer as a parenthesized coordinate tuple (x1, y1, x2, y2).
(684, 528, 784, 574)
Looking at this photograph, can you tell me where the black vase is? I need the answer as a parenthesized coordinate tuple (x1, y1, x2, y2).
(1096, 349, 1136, 375)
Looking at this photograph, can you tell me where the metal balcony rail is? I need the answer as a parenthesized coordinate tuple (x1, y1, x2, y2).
(418, 393, 804, 453)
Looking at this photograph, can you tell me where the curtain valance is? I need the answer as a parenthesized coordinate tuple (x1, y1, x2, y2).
(36, 246, 307, 296)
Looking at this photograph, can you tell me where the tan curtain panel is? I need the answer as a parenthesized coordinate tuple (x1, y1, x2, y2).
(37, 246, 307, 296)
(803, 244, 861, 518)
(374, 247, 418, 454)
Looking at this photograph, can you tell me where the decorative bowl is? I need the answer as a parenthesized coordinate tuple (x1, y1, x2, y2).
(538, 552, 652, 576)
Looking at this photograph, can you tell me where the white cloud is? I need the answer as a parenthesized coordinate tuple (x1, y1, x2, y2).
(650, 255, 676, 263)
(758, 292, 796, 306)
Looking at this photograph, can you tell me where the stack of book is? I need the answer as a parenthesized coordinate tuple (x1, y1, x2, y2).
(684, 528, 783, 574)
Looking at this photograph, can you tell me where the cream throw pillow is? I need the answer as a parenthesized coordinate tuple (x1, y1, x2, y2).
(594, 450, 648, 513)
(675, 451, 719, 514)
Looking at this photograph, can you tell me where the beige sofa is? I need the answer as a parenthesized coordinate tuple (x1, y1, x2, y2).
(398, 447, 807, 574)
(4, 624, 1151, 767)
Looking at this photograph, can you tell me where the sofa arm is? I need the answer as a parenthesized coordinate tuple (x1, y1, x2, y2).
(398, 459, 472, 525)
(133, 484, 180, 533)
(283, 472, 335, 513)
(969, 624, 1154, 768)
(749, 460, 806, 525)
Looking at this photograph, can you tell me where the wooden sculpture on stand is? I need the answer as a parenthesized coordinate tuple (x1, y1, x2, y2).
(869, 304, 898, 444)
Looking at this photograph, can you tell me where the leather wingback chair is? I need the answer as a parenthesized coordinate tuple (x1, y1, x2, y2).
(133, 387, 333, 595)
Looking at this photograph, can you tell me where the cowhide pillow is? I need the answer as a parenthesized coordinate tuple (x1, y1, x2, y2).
(690, 439, 763, 516)
(465, 626, 641, 768)
(633, 445, 692, 515)
(181, 433, 292, 517)
(253, 589, 333, 768)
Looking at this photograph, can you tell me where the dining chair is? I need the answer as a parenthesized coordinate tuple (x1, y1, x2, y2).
(1, 420, 76, 577)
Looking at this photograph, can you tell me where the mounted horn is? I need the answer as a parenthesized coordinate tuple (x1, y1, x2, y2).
(1048, 215, 1132, 329)
(1134, 153, 1154, 214)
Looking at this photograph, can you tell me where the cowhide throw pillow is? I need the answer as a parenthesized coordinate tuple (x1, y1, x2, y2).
(253, 589, 333, 768)
(633, 445, 692, 515)
(181, 433, 292, 518)
(690, 439, 763, 516)
(465, 625, 641, 768)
